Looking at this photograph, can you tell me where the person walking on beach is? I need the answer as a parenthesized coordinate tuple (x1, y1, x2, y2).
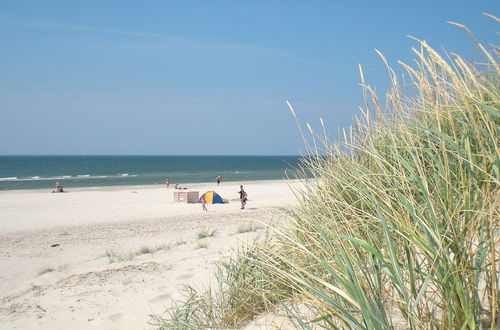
(238, 185, 247, 209)
(165, 177, 170, 188)
(216, 175, 222, 187)
(202, 199, 208, 211)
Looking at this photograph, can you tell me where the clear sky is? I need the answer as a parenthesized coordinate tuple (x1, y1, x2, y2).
(0, 1, 498, 155)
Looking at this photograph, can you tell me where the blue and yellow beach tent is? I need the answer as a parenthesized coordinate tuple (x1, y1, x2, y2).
(199, 191, 224, 204)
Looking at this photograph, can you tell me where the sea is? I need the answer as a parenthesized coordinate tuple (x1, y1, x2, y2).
(0, 156, 302, 191)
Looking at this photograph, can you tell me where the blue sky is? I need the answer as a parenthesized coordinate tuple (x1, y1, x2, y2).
(0, 1, 498, 155)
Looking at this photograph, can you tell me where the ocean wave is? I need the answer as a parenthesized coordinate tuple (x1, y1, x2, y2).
(0, 177, 18, 181)
(0, 174, 137, 182)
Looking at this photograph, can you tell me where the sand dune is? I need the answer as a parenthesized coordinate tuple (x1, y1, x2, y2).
(0, 180, 298, 329)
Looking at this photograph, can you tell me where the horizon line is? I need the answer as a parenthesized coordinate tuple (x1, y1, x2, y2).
(0, 154, 304, 157)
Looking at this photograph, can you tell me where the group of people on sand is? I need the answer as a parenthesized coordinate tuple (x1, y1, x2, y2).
(53, 176, 248, 209)
(165, 178, 188, 190)
(166, 175, 224, 189)
(166, 175, 248, 210)
(213, 176, 248, 210)
(165, 178, 187, 190)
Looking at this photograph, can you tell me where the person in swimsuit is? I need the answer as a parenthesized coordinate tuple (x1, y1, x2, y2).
(216, 175, 222, 187)
(53, 182, 64, 193)
(238, 185, 247, 209)
(165, 177, 170, 188)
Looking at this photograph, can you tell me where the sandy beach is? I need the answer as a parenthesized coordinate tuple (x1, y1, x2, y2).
(0, 180, 299, 329)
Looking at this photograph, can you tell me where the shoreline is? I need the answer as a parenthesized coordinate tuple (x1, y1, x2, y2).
(0, 178, 295, 194)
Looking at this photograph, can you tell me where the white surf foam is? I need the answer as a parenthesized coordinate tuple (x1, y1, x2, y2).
(0, 177, 18, 181)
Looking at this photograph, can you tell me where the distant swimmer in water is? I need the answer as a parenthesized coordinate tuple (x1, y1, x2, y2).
(52, 182, 64, 193)
(216, 175, 222, 187)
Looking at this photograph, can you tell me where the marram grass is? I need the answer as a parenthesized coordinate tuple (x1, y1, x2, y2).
(151, 18, 499, 329)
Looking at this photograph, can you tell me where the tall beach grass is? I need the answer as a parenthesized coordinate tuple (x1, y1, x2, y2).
(152, 17, 499, 329)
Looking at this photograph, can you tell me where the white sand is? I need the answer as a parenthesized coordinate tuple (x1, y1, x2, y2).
(0, 180, 299, 329)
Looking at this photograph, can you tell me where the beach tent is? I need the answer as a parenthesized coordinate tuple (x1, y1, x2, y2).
(199, 191, 224, 204)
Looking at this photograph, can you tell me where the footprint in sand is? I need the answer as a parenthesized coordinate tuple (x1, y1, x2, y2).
(150, 294, 171, 303)
(176, 273, 193, 280)
(107, 313, 123, 321)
